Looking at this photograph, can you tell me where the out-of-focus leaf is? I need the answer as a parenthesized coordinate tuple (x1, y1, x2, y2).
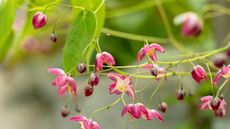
(0, 1, 15, 63)
(0, 0, 15, 45)
(0, 32, 14, 62)
(71, 0, 105, 37)
(63, 11, 96, 76)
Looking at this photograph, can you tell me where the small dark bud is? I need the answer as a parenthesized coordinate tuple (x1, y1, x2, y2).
(89, 72, 100, 86)
(84, 85, 94, 97)
(176, 88, 186, 101)
(61, 106, 70, 118)
(150, 68, 158, 77)
(158, 102, 167, 113)
(212, 53, 227, 68)
(77, 63, 86, 73)
(50, 33, 57, 42)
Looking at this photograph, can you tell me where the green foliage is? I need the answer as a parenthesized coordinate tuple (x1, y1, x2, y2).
(62, 11, 96, 75)
(0, 0, 15, 62)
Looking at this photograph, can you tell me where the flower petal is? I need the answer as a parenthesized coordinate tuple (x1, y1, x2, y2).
(69, 115, 87, 122)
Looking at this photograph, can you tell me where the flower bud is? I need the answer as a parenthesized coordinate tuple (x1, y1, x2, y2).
(212, 53, 227, 68)
(191, 65, 207, 83)
(150, 67, 158, 77)
(89, 72, 99, 86)
(61, 106, 70, 118)
(176, 88, 186, 100)
(50, 33, 57, 43)
(174, 12, 203, 37)
(32, 12, 47, 29)
(158, 102, 167, 113)
(210, 98, 221, 111)
(77, 63, 86, 73)
(84, 85, 94, 97)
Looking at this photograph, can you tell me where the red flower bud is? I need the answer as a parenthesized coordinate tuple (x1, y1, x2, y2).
(84, 85, 94, 97)
(50, 33, 57, 43)
(77, 63, 86, 73)
(89, 72, 99, 86)
(210, 98, 221, 111)
(176, 88, 186, 101)
(174, 12, 203, 37)
(32, 12, 47, 29)
(158, 102, 167, 113)
(61, 106, 70, 118)
(212, 53, 227, 68)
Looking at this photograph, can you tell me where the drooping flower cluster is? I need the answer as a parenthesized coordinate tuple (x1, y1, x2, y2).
(121, 103, 164, 122)
(199, 95, 227, 117)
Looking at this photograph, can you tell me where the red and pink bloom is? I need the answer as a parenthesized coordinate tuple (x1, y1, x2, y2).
(48, 68, 77, 96)
(108, 73, 134, 101)
(199, 95, 227, 117)
(213, 65, 230, 85)
(69, 115, 100, 129)
(191, 65, 207, 83)
(137, 43, 165, 62)
(121, 103, 164, 122)
(95, 52, 115, 72)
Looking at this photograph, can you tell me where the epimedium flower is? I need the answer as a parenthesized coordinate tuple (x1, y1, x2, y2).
(137, 43, 165, 62)
(69, 115, 100, 129)
(191, 65, 207, 83)
(121, 103, 164, 122)
(95, 51, 115, 72)
(107, 73, 134, 101)
(199, 95, 227, 117)
(48, 68, 77, 96)
(213, 65, 230, 85)
(32, 12, 47, 29)
(173, 12, 203, 37)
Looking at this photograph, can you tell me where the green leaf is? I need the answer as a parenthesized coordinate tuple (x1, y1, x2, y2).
(0, 0, 15, 45)
(70, 0, 105, 37)
(0, 1, 15, 62)
(63, 11, 96, 75)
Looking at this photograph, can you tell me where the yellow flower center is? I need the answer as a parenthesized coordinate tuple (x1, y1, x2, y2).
(223, 71, 230, 79)
(117, 85, 128, 92)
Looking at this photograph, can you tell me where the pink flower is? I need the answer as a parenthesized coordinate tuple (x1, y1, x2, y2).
(199, 95, 227, 117)
(213, 65, 230, 85)
(48, 68, 77, 96)
(174, 12, 203, 37)
(95, 52, 115, 72)
(69, 115, 100, 129)
(108, 73, 134, 101)
(191, 65, 207, 83)
(121, 103, 164, 122)
(32, 12, 47, 29)
(137, 43, 165, 62)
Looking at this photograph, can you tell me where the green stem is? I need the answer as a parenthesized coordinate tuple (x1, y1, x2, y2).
(90, 94, 124, 119)
(215, 80, 228, 98)
(102, 28, 168, 43)
(147, 79, 163, 106)
(155, 0, 191, 53)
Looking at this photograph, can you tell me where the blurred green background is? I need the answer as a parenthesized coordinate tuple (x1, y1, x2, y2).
(0, 0, 230, 129)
